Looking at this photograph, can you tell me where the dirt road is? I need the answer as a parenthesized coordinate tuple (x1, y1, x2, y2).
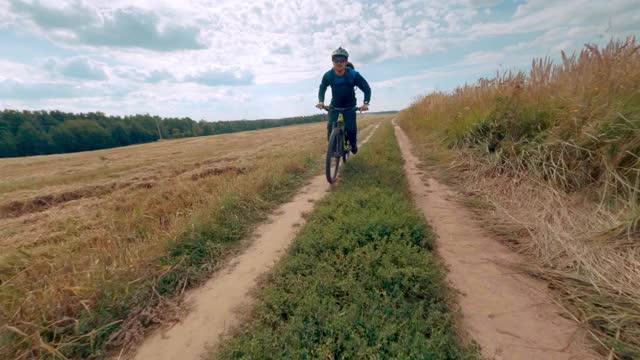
(131, 120, 598, 360)
(133, 124, 380, 360)
(392, 121, 600, 360)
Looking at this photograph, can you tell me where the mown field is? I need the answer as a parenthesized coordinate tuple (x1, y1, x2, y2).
(0, 120, 359, 358)
(398, 38, 640, 358)
(213, 123, 479, 359)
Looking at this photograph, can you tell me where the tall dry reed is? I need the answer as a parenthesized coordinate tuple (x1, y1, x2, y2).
(399, 37, 640, 358)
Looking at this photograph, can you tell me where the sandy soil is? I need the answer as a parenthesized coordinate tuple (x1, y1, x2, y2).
(392, 121, 601, 360)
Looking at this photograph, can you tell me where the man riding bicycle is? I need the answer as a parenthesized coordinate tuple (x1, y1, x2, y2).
(316, 47, 371, 154)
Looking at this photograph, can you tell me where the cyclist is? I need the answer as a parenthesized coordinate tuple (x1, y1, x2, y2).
(316, 47, 371, 154)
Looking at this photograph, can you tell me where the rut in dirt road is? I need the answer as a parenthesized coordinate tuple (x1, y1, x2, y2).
(392, 121, 601, 360)
(132, 124, 380, 360)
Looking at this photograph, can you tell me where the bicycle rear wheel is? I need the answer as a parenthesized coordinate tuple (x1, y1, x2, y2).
(326, 129, 342, 184)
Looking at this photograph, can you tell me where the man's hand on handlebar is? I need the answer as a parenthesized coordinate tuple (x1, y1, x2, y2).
(316, 102, 325, 110)
(359, 103, 369, 112)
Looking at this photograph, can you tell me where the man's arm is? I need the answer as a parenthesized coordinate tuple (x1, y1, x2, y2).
(318, 73, 330, 103)
(354, 73, 371, 104)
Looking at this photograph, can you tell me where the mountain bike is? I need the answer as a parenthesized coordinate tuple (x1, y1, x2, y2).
(323, 106, 360, 184)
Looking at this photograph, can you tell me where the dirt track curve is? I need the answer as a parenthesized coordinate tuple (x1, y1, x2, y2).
(392, 121, 600, 360)
(132, 124, 380, 360)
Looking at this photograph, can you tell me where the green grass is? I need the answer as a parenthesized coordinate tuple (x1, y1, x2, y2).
(215, 123, 479, 359)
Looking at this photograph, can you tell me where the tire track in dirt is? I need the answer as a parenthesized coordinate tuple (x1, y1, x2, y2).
(392, 121, 601, 360)
(132, 123, 380, 360)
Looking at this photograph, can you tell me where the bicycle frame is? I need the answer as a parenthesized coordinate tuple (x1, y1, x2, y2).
(322, 106, 359, 183)
(323, 106, 359, 156)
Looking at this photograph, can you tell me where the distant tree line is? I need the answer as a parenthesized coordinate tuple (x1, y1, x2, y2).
(0, 110, 326, 158)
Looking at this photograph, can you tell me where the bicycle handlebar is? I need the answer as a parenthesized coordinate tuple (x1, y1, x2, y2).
(322, 105, 361, 112)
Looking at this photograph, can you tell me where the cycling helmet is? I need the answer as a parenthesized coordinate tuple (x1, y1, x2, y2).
(331, 47, 349, 59)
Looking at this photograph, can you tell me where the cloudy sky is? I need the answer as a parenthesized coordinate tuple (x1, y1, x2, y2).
(0, 0, 638, 120)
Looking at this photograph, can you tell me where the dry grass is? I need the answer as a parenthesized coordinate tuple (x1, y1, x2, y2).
(0, 122, 334, 358)
(399, 37, 640, 359)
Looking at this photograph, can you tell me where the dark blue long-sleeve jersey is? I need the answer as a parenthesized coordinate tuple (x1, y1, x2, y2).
(318, 68, 371, 107)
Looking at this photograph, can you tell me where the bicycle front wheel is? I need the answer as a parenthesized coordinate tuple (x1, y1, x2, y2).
(326, 129, 342, 184)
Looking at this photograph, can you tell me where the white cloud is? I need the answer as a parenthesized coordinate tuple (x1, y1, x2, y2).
(371, 59, 500, 90)
(1, 0, 639, 119)
(9, 0, 98, 29)
(185, 67, 255, 87)
(4, 0, 482, 80)
(0, 79, 84, 99)
(462, 51, 506, 65)
(469, 0, 639, 37)
(43, 56, 108, 80)
(0, 60, 39, 81)
(9, 0, 205, 50)
(466, 0, 503, 8)
(270, 43, 293, 55)
(145, 69, 174, 83)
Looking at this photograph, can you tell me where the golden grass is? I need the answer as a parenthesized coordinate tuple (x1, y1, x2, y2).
(0, 124, 324, 250)
(0, 122, 335, 358)
(398, 38, 640, 358)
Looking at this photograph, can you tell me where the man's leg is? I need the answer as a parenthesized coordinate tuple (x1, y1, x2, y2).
(344, 110, 358, 153)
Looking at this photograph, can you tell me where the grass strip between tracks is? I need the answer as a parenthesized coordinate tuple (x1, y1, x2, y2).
(216, 122, 479, 359)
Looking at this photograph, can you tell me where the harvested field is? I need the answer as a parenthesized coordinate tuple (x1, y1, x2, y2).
(0, 121, 345, 358)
